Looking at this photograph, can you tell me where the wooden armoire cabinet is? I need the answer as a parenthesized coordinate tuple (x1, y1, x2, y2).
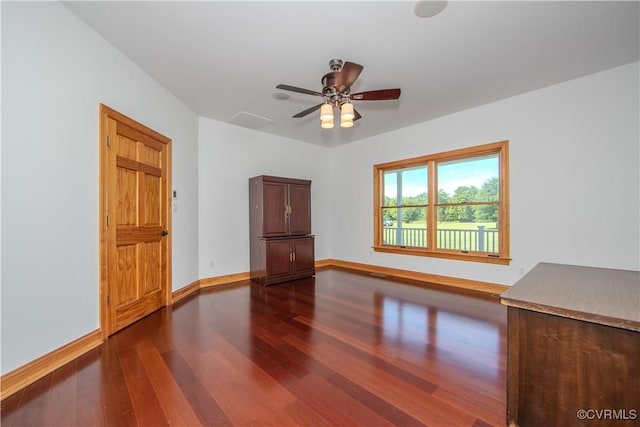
(249, 175, 315, 286)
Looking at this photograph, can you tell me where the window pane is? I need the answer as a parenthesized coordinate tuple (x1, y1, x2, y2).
(382, 207, 427, 247)
(383, 172, 398, 205)
(437, 208, 499, 253)
(438, 154, 499, 204)
(384, 166, 428, 207)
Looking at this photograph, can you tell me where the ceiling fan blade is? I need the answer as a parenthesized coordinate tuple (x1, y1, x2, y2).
(351, 89, 401, 101)
(276, 84, 324, 97)
(292, 103, 323, 118)
(353, 108, 362, 121)
(335, 62, 363, 91)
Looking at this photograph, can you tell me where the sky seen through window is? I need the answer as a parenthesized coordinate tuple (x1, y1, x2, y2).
(384, 155, 498, 198)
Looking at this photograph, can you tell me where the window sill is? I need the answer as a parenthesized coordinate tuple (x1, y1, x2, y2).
(372, 245, 511, 265)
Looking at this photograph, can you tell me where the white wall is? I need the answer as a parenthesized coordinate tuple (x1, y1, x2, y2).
(330, 62, 640, 286)
(1, 2, 199, 374)
(198, 118, 330, 279)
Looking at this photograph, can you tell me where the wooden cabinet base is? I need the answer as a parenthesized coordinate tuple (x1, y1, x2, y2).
(250, 236, 315, 286)
(251, 270, 316, 287)
(506, 307, 640, 426)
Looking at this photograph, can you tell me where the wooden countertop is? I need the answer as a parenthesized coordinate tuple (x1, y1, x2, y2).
(500, 262, 640, 332)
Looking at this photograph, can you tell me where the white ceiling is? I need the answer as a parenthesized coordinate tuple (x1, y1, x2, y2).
(64, 1, 639, 147)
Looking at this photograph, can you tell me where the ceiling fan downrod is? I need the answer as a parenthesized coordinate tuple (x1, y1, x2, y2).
(328, 59, 344, 72)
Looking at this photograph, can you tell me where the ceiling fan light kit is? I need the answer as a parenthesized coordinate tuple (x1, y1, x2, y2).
(276, 59, 401, 129)
(319, 102, 355, 129)
(341, 102, 355, 121)
(340, 118, 354, 128)
(339, 102, 355, 128)
(320, 103, 333, 121)
(320, 119, 334, 129)
(320, 103, 334, 128)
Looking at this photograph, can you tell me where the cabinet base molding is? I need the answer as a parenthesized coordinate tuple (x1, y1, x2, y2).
(0, 329, 102, 400)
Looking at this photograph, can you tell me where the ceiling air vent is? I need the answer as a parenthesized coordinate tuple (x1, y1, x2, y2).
(227, 111, 273, 130)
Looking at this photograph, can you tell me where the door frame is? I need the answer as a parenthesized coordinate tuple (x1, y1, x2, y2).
(98, 104, 172, 338)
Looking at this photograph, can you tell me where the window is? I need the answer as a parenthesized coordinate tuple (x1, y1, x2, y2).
(373, 141, 510, 264)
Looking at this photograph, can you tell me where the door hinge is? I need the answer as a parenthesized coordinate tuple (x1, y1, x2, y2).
(106, 214, 111, 227)
(106, 135, 111, 147)
(107, 294, 110, 305)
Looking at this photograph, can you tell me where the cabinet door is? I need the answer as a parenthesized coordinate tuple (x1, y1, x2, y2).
(288, 183, 311, 235)
(265, 239, 293, 280)
(262, 182, 288, 236)
(293, 237, 315, 275)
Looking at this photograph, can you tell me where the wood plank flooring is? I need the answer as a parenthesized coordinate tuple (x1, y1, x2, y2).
(1, 269, 507, 426)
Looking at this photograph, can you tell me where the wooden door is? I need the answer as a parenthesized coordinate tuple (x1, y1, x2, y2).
(288, 183, 311, 236)
(99, 104, 171, 336)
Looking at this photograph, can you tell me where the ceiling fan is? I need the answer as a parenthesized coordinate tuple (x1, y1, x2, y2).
(276, 59, 401, 128)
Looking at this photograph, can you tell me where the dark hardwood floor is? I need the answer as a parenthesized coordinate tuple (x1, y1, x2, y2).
(1, 269, 507, 426)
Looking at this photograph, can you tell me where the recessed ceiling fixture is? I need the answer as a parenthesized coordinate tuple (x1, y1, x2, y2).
(414, 0, 448, 18)
(271, 92, 290, 101)
(276, 59, 401, 129)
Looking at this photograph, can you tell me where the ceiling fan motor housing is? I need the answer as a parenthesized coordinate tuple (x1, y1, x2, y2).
(322, 72, 338, 94)
(322, 59, 348, 96)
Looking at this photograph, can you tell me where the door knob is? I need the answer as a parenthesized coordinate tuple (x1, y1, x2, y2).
(161, 230, 169, 236)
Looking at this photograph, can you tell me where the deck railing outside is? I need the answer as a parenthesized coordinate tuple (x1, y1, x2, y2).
(382, 226, 498, 253)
